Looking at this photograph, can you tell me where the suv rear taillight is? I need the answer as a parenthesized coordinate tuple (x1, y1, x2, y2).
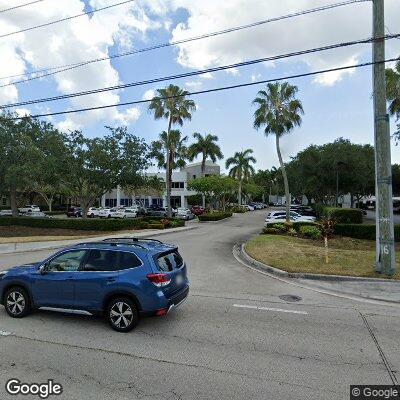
(147, 273, 171, 287)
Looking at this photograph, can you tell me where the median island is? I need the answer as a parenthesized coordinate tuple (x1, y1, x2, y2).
(246, 234, 400, 280)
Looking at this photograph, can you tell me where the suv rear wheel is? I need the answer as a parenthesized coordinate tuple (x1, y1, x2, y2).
(4, 287, 31, 318)
(107, 297, 139, 332)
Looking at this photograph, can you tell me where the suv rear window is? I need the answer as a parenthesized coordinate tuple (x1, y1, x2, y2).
(156, 251, 183, 272)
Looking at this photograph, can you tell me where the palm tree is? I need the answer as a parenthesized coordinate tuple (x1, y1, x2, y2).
(225, 149, 256, 205)
(150, 130, 188, 213)
(253, 82, 304, 222)
(386, 61, 400, 143)
(149, 84, 196, 216)
(188, 133, 223, 207)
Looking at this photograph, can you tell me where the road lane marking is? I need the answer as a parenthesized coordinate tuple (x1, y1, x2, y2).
(233, 304, 308, 315)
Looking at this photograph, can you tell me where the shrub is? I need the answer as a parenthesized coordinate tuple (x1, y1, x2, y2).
(272, 223, 286, 233)
(45, 211, 66, 216)
(292, 221, 318, 231)
(198, 212, 233, 221)
(228, 206, 246, 213)
(287, 228, 297, 237)
(148, 223, 165, 229)
(138, 221, 149, 229)
(322, 207, 362, 224)
(0, 216, 185, 231)
(262, 227, 279, 235)
(334, 224, 400, 242)
(299, 225, 322, 239)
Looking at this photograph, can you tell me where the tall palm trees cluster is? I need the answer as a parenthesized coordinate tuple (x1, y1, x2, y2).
(148, 81, 304, 219)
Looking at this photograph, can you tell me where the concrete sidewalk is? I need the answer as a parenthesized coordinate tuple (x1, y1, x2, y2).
(0, 225, 198, 255)
(296, 278, 400, 304)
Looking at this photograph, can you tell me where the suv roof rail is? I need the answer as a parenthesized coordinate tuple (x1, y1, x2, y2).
(102, 237, 164, 244)
(75, 240, 148, 250)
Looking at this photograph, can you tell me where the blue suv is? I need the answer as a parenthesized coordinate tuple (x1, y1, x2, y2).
(0, 238, 189, 332)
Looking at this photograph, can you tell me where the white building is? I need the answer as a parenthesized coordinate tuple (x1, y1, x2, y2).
(101, 161, 221, 209)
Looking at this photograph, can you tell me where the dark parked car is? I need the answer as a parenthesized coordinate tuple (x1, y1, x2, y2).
(146, 207, 174, 218)
(0, 238, 189, 332)
(191, 206, 205, 216)
(67, 207, 82, 218)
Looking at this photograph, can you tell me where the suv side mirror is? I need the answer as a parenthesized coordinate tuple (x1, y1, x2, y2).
(39, 264, 48, 274)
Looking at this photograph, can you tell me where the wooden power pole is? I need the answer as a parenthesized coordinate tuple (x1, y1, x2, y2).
(372, 0, 396, 275)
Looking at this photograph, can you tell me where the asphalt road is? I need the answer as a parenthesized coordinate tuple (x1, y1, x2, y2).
(0, 211, 399, 400)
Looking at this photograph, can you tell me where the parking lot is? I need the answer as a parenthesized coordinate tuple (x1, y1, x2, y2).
(0, 211, 399, 400)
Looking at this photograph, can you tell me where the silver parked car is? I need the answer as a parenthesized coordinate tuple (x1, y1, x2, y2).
(175, 208, 195, 220)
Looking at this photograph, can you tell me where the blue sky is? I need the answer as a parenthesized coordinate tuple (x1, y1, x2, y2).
(0, 0, 399, 172)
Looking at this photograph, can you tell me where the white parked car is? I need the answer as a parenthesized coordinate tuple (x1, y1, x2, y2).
(87, 207, 101, 218)
(245, 205, 255, 211)
(0, 209, 13, 217)
(175, 208, 195, 220)
(265, 213, 316, 226)
(266, 210, 315, 222)
(110, 208, 137, 219)
(18, 205, 40, 213)
(98, 208, 112, 218)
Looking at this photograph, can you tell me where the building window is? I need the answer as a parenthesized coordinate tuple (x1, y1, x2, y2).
(192, 175, 196, 179)
(171, 182, 185, 189)
(2, 197, 6, 206)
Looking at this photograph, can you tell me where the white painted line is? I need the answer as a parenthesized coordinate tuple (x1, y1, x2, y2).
(233, 304, 308, 315)
(0, 330, 12, 336)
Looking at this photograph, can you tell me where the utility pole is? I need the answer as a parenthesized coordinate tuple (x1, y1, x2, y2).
(372, 0, 396, 275)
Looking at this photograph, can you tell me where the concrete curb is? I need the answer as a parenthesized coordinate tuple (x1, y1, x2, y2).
(0, 225, 198, 255)
(241, 243, 399, 283)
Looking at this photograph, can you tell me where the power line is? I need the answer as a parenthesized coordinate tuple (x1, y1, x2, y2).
(10, 57, 399, 120)
(0, 0, 370, 85)
(1, 33, 398, 110)
(0, 0, 135, 39)
(0, 0, 46, 14)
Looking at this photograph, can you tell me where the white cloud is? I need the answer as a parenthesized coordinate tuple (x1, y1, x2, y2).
(115, 107, 141, 124)
(313, 56, 357, 87)
(15, 108, 31, 117)
(0, 0, 158, 128)
(200, 72, 214, 79)
(166, 0, 400, 87)
(251, 73, 261, 82)
(185, 80, 202, 88)
(142, 89, 155, 100)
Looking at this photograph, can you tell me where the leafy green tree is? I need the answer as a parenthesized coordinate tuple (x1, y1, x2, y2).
(188, 175, 237, 211)
(28, 122, 69, 212)
(242, 182, 263, 202)
(253, 170, 274, 202)
(225, 149, 256, 205)
(253, 82, 304, 221)
(150, 129, 188, 212)
(0, 113, 43, 216)
(148, 84, 196, 216)
(64, 127, 149, 218)
(392, 164, 400, 196)
(286, 138, 375, 206)
(188, 132, 223, 207)
(386, 60, 400, 144)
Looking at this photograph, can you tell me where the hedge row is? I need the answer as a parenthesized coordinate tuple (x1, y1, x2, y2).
(198, 212, 233, 221)
(334, 224, 400, 242)
(0, 216, 184, 231)
(322, 207, 363, 224)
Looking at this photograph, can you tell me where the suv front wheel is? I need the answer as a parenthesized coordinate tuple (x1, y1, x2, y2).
(4, 287, 31, 318)
(107, 297, 139, 332)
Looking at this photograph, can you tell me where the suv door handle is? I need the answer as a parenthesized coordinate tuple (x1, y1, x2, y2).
(106, 277, 117, 283)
